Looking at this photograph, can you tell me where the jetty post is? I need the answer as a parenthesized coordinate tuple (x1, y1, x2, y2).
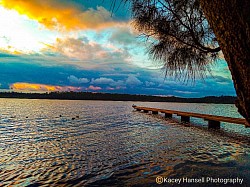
(207, 120, 220, 129)
(164, 113, 173, 118)
(180, 116, 190, 123)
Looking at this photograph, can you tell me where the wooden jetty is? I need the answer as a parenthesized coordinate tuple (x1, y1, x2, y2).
(132, 106, 249, 129)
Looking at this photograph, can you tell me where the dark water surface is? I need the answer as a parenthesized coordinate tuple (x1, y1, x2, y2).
(0, 99, 249, 186)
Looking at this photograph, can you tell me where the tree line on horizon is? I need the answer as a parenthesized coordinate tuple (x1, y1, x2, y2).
(0, 92, 236, 104)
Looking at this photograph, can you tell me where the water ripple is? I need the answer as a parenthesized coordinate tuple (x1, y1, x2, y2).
(0, 99, 249, 186)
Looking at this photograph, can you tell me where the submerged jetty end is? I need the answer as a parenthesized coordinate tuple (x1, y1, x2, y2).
(132, 106, 248, 129)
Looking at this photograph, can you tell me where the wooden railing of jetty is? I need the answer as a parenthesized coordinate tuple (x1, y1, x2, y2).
(132, 106, 249, 129)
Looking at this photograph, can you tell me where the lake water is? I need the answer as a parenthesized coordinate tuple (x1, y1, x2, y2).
(0, 99, 249, 186)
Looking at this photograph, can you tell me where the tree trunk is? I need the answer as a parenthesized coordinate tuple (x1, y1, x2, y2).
(200, 0, 250, 126)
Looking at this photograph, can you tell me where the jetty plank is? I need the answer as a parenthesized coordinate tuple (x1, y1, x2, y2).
(133, 106, 248, 128)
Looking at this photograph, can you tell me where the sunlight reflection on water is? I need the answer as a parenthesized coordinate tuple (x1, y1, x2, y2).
(0, 99, 249, 186)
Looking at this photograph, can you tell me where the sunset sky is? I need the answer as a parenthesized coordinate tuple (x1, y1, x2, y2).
(0, 0, 236, 97)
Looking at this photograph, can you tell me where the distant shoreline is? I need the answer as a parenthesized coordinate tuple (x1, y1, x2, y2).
(0, 92, 236, 104)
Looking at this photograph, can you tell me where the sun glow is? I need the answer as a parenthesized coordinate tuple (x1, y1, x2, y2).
(0, 6, 59, 54)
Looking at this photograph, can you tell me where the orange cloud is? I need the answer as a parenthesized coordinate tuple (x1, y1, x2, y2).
(86, 85, 102, 91)
(43, 37, 130, 69)
(0, 0, 118, 30)
(107, 87, 115, 90)
(50, 37, 111, 60)
(10, 82, 81, 92)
